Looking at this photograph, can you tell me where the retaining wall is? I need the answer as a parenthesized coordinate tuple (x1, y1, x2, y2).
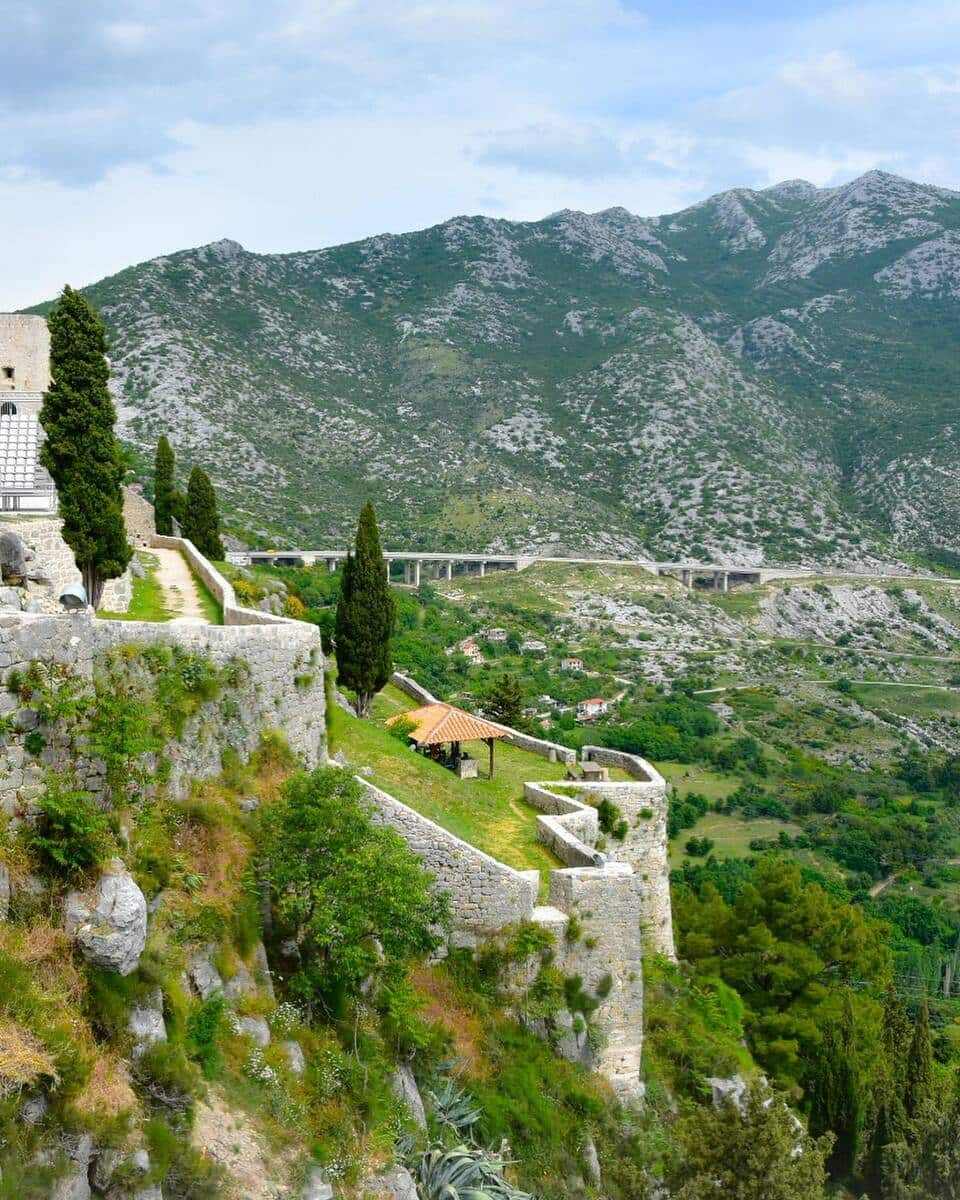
(523, 781, 602, 867)
(575, 746, 675, 961)
(0, 517, 132, 614)
(358, 777, 538, 943)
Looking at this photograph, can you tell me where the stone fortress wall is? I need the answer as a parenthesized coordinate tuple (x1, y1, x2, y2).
(1, 516, 133, 613)
(0, 528, 326, 818)
(368, 671, 676, 1098)
(0, 314, 50, 395)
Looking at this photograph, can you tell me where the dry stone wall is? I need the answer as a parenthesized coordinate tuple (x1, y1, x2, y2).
(0, 516, 132, 614)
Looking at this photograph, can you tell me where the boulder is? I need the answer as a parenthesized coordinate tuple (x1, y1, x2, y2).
(708, 1073, 748, 1113)
(0, 532, 27, 585)
(239, 1016, 270, 1048)
(185, 946, 224, 1000)
(302, 1167, 334, 1200)
(361, 1166, 417, 1200)
(390, 1062, 427, 1130)
(582, 1135, 602, 1188)
(51, 1134, 94, 1200)
(282, 1040, 307, 1075)
(19, 1091, 48, 1124)
(224, 962, 256, 1000)
(64, 864, 147, 976)
(128, 988, 167, 1057)
(0, 585, 22, 610)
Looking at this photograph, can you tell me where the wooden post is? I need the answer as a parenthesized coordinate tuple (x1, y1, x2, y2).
(488, 737, 494, 778)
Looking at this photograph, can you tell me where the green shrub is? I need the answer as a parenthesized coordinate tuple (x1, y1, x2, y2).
(28, 777, 114, 876)
(685, 836, 715, 858)
(185, 996, 226, 1079)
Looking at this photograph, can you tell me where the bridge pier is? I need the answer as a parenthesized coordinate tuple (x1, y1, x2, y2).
(479, 561, 486, 578)
(715, 570, 728, 592)
(444, 561, 453, 581)
(413, 560, 422, 587)
(681, 569, 692, 588)
(327, 558, 338, 573)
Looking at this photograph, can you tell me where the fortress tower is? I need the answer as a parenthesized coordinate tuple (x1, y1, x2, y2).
(0, 314, 55, 513)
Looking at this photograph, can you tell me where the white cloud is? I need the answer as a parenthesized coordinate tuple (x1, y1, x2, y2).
(1, 0, 959, 307)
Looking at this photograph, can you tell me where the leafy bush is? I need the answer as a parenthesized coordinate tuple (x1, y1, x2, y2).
(28, 777, 114, 876)
(685, 836, 715, 858)
(259, 767, 449, 1012)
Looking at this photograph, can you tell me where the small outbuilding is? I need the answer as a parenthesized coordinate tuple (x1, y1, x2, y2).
(387, 701, 507, 779)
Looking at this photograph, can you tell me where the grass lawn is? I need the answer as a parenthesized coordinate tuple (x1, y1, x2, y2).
(328, 683, 568, 884)
(656, 761, 742, 803)
(669, 812, 804, 869)
(192, 567, 224, 625)
(99, 551, 174, 621)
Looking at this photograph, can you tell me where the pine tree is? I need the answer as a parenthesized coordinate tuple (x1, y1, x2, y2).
(181, 467, 225, 560)
(40, 286, 132, 608)
(863, 996, 910, 1196)
(485, 673, 524, 727)
(154, 435, 176, 535)
(334, 503, 395, 717)
(904, 997, 933, 1120)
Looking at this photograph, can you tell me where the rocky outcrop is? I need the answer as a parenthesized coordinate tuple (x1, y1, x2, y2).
(390, 1062, 427, 1130)
(362, 1166, 417, 1200)
(64, 864, 147, 976)
(128, 988, 167, 1058)
(0, 531, 27, 584)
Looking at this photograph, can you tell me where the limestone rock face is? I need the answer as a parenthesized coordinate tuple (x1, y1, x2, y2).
(282, 1040, 307, 1075)
(301, 1167, 334, 1200)
(708, 1073, 748, 1112)
(128, 987, 167, 1057)
(390, 1062, 427, 1130)
(64, 864, 147, 976)
(238, 1016, 270, 1047)
(185, 945, 224, 1000)
(362, 1166, 417, 1200)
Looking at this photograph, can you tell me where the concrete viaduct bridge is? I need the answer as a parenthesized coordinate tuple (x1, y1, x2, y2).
(226, 549, 816, 589)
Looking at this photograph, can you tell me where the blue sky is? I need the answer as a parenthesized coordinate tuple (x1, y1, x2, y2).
(2, 0, 958, 308)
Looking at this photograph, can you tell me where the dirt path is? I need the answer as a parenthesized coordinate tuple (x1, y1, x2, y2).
(152, 547, 207, 622)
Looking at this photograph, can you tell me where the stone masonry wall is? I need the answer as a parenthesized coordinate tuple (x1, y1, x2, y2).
(0, 611, 102, 818)
(357, 778, 539, 945)
(92, 618, 326, 795)
(577, 746, 675, 961)
(523, 781, 602, 867)
(0, 516, 132, 614)
(550, 865, 646, 1096)
(0, 314, 50, 394)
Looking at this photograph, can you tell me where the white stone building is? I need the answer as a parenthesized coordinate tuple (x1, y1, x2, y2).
(0, 315, 55, 514)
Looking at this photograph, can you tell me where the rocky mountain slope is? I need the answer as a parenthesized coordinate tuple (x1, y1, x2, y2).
(42, 170, 960, 566)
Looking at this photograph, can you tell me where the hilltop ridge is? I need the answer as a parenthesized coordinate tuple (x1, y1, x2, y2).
(40, 169, 960, 567)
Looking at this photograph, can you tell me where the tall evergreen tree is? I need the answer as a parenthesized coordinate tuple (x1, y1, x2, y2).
(809, 996, 863, 1177)
(335, 503, 395, 717)
(153, 435, 176, 535)
(904, 997, 933, 1120)
(862, 996, 911, 1195)
(485, 673, 524, 727)
(181, 467, 225, 560)
(40, 286, 132, 607)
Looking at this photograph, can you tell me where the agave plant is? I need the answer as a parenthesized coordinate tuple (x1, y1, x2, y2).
(428, 1077, 483, 1138)
(417, 1145, 534, 1200)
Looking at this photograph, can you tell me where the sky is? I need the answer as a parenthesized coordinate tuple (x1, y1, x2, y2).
(2, 0, 959, 309)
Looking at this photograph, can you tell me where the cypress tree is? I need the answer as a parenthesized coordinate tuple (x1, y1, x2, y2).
(40, 286, 132, 608)
(863, 995, 910, 1195)
(904, 997, 933, 1119)
(154, 435, 176, 535)
(809, 995, 863, 1178)
(181, 467, 225, 561)
(335, 503, 395, 717)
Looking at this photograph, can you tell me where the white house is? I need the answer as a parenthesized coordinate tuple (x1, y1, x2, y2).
(479, 627, 508, 643)
(561, 656, 584, 672)
(457, 637, 485, 664)
(577, 697, 608, 720)
(520, 639, 547, 654)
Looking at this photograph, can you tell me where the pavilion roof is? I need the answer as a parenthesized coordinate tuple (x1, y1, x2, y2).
(388, 702, 508, 746)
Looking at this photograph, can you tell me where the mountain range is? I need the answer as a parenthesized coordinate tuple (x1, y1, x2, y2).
(37, 169, 960, 566)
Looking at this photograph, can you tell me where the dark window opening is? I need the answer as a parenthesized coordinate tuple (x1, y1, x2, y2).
(0, 401, 16, 416)
(2, 367, 13, 381)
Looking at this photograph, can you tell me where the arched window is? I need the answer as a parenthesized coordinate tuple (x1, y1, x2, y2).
(0, 401, 16, 417)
